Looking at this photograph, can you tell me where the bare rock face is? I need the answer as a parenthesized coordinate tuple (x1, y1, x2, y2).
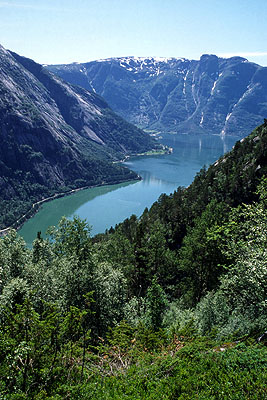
(48, 55, 267, 137)
(0, 45, 157, 228)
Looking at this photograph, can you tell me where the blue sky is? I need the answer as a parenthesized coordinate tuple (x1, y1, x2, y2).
(1, 0, 267, 66)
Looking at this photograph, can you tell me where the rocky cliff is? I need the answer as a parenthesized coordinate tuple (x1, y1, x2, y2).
(0, 45, 157, 228)
(48, 55, 267, 136)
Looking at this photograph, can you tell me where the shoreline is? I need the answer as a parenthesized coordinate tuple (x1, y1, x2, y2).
(0, 176, 141, 237)
(113, 146, 173, 164)
(0, 144, 172, 237)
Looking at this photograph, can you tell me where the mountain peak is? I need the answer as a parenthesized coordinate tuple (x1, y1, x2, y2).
(47, 54, 266, 137)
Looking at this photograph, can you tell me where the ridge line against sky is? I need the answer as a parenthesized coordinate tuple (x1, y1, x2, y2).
(1, 0, 267, 66)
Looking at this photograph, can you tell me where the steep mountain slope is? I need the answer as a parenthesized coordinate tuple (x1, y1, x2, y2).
(0, 45, 158, 229)
(48, 55, 267, 136)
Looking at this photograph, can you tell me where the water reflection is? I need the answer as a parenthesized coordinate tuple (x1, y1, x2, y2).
(220, 133, 232, 154)
(19, 133, 239, 245)
(18, 181, 136, 245)
(199, 138, 202, 153)
(135, 170, 171, 186)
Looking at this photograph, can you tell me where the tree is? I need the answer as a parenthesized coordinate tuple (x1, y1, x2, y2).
(144, 278, 168, 330)
(178, 201, 229, 306)
(47, 216, 92, 262)
(44, 216, 95, 310)
(0, 230, 28, 294)
(196, 179, 267, 337)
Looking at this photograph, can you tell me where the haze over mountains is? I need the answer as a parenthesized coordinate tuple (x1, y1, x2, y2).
(0, 44, 157, 228)
(48, 54, 267, 137)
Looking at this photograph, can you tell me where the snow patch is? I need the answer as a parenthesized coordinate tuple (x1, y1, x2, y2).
(211, 80, 217, 93)
(226, 112, 232, 121)
(200, 112, 204, 126)
(184, 70, 189, 81)
(89, 81, 96, 93)
(211, 73, 222, 94)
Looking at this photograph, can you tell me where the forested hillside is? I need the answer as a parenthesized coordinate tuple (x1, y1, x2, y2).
(0, 123, 266, 398)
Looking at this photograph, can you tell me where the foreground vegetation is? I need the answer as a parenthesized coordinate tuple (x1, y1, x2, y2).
(0, 123, 267, 398)
(1, 308, 266, 399)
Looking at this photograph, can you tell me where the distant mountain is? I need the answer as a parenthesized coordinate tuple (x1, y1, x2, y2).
(48, 55, 267, 136)
(0, 45, 158, 229)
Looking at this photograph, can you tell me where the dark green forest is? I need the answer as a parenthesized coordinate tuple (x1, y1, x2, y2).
(0, 123, 267, 399)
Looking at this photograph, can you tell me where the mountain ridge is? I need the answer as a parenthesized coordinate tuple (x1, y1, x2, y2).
(47, 54, 267, 137)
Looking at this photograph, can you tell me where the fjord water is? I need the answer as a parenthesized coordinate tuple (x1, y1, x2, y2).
(19, 133, 238, 245)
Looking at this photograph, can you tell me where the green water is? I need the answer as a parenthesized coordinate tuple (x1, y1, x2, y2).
(19, 133, 238, 245)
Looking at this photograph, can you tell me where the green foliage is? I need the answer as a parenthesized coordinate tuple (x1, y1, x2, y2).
(144, 278, 168, 330)
(195, 179, 267, 338)
(123, 296, 146, 327)
(0, 277, 30, 312)
(92, 262, 128, 332)
(0, 231, 30, 313)
(47, 216, 93, 263)
(3, 332, 264, 400)
(0, 230, 28, 286)
(0, 298, 93, 397)
(0, 125, 267, 397)
(178, 201, 229, 305)
(163, 302, 196, 335)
